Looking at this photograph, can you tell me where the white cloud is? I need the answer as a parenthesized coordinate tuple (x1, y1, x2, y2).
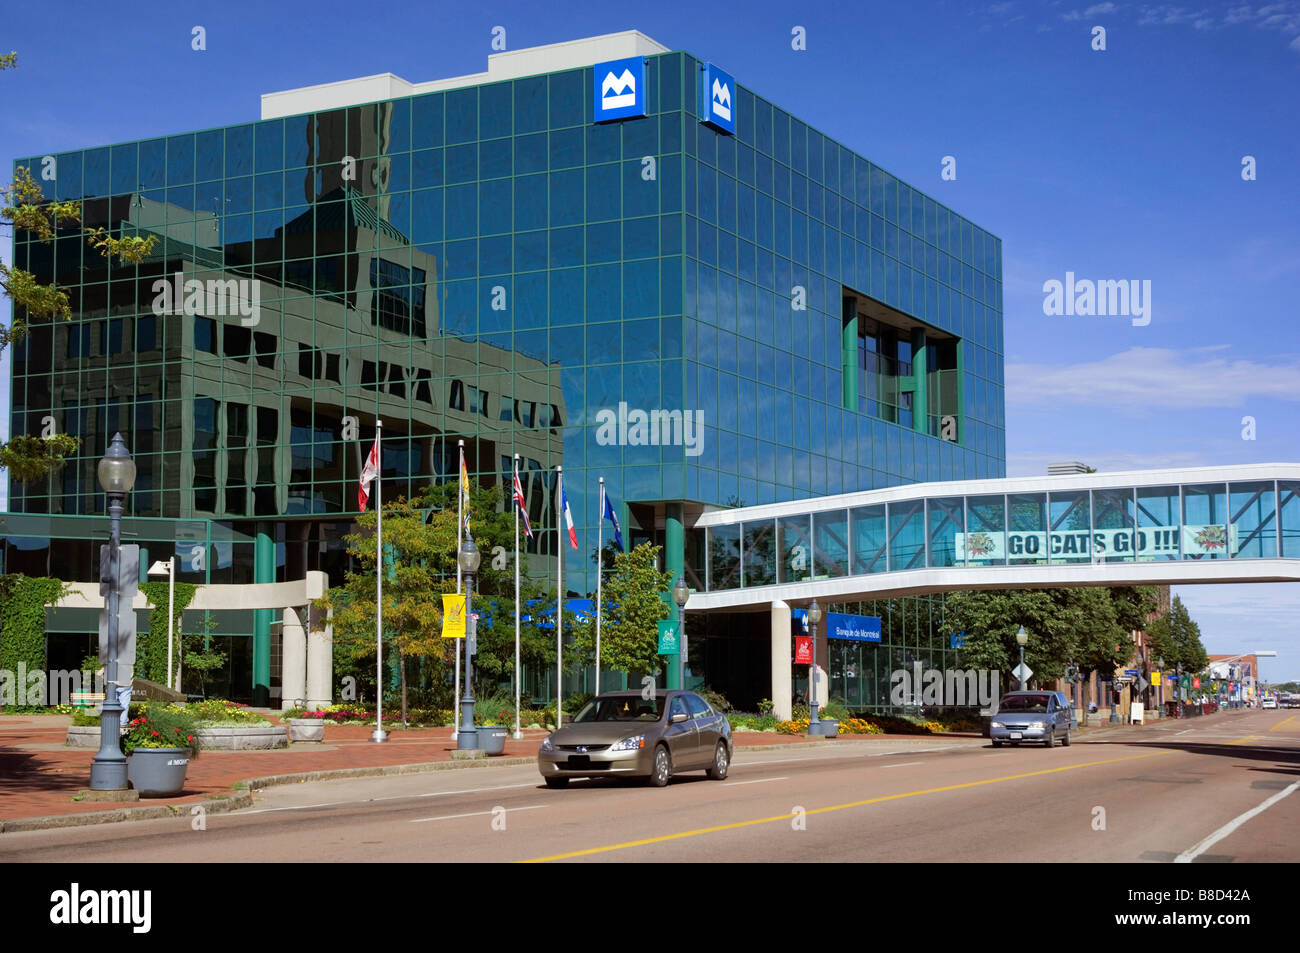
(1007, 346, 1300, 411)
(1085, 1, 1119, 14)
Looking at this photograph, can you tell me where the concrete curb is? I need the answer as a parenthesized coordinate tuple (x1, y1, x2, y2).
(0, 735, 981, 833)
(0, 791, 255, 833)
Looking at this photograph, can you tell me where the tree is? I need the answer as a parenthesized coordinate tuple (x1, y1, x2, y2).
(1146, 595, 1208, 674)
(1060, 587, 1130, 711)
(943, 589, 1073, 691)
(1, 157, 158, 482)
(320, 494, 456, 723)
(3, 50, 159, 483)
(319, 480, 554, 721)
(943, 586, 1144, 701)
(571, 542, 671, 680)
(182, 616, 226, 700)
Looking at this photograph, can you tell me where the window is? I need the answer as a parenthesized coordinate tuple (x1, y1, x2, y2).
(369, 258, 427, 336)
(224, 324, 251, 361)
(254, 332, 277, 369)
(685, 694, 712, 718)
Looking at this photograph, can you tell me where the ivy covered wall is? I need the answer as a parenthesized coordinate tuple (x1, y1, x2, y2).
(139, 581, 198, 685)
(0, 575, 68, 676)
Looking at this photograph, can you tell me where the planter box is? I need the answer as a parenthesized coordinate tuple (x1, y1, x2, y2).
(68, 723, 286, 750)
(808, 719, 839, 738)
(287, 719, 325, 743)
(127, 747, 191, 797)
(478, 726, 509, 755)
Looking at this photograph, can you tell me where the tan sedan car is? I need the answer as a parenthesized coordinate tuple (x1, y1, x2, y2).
(538, 690, 733, 788)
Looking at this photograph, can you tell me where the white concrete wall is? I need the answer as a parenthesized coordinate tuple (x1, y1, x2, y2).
(261, 30, 671, 119)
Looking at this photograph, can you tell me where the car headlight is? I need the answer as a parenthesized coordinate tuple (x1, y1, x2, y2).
(610, 735, 646, 752)
(1029, 721, 1046, 729)
(990, 721, 1003, 728)
(540, 736, 555, 752)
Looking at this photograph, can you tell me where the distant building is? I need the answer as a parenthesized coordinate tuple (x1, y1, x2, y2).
(1048, 461, 1092, 476)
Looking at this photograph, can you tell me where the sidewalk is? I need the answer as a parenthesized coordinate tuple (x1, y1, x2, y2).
(0, 713, 867, 828)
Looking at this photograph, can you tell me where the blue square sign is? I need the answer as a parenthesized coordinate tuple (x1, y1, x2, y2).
(700, 62, 736, 134)
(593, 57, 646, 122)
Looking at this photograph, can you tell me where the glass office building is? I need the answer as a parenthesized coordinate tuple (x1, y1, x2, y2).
(8, 32, 1004, 705)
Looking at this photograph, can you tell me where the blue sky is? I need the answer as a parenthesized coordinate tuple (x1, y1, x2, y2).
(3, 0, 1299, 676)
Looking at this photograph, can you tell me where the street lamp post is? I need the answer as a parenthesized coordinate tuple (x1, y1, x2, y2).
(457, 533, 482, 750)
(808, 600, 822, 731)
(672, 577, 689, 691)
(89, 433, 136, 790)
(1016, 626, 1028, 692)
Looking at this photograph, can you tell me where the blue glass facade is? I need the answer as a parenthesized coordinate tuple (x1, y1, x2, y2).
(9, 48, 1004, 607)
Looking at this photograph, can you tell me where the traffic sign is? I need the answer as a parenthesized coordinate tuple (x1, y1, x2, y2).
(1012, 662, 1033, 683)
(1124, 669, 1139, 676)
(1135, 674, 1149, 693)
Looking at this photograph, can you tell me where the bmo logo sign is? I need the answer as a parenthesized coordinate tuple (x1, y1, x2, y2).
(700, 62, 736, 135)
(593, 57, 646, 121)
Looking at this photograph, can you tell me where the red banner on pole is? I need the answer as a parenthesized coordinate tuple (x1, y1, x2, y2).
(795, 635, 812, 665)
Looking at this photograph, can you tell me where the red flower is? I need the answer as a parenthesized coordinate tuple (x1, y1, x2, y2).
(151, 731, 159, 737)
(173, 727, 181, 732)
(187, 735, 194, 742)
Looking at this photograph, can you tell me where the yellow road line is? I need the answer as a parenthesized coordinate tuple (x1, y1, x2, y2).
(518, 748, 1175, 863)
(1269, 714, 1298, 733)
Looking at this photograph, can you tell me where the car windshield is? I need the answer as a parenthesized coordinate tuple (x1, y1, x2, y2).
(573, 697, 663, 722)
(999, 694, 1050, 713)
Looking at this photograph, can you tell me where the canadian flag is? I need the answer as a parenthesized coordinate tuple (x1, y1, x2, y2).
(357, 436, 380, 511)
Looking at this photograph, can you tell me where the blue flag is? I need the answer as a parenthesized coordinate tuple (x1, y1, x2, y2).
(603, 490, 624, 551)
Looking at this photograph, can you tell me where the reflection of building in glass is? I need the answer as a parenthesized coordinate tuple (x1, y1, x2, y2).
(11, 31, 1008, 706)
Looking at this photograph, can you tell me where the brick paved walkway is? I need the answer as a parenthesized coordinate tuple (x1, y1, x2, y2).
(0, 713, 827, 823)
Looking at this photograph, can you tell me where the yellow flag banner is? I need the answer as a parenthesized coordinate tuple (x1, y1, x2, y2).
(442, 593, 467, 639)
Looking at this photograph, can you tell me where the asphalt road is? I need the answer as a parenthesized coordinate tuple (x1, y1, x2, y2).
(5, 709, 1298, 863)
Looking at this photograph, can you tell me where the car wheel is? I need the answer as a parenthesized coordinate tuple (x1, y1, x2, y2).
(648, 745, 671, 787)
(991, 740, 1003, 748)
(1044, 728, 1055, 748)
(544, 777, 569, 789)
(1062, 729, 1072, 747)
(705, 742, 730, 780)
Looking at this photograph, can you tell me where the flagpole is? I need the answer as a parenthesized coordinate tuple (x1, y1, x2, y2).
(372, 420, 387, 743)
(454, 439, 463, 742)
(556, 464, 564, 730)
(513, 453, 522, 741)
(596, 477, 604, 697)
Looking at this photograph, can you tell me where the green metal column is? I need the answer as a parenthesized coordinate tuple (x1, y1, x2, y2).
(664, 503, 685, 690)
(841, 296, 858, 411)
(910, 327, 928, 435)
(253, 532, 274, 706)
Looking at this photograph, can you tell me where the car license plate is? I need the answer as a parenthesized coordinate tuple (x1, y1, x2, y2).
(1010, 732, 1022, 739)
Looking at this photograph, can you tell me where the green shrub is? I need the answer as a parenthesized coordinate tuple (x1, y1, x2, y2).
(728, 712, 776, 732)
(122, 702, 201, 757)
(697, 686, 732, 712)
(566, 692, 594, 714)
